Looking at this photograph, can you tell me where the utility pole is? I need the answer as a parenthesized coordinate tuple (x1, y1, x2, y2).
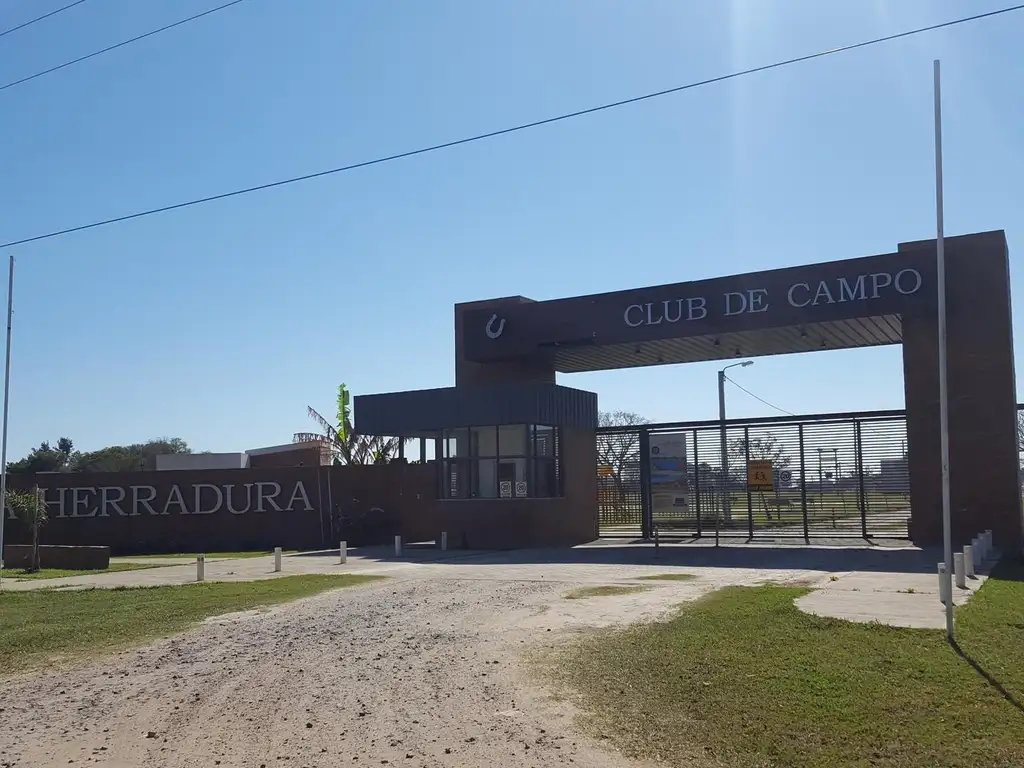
(934, 60, 954, 641)
(0, 255, 15, 582)
(718, 360, 753, 525)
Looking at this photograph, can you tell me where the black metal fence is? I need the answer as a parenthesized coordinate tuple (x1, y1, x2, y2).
(597, 409, 911, 540)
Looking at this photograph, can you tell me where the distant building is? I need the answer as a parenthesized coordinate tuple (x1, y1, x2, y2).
(155, 452, 247, 471)
(879, 457, 909, 493)
(155, 440, 331, 471)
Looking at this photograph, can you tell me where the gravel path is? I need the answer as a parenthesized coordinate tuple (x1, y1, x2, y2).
(0, 574, 673, 768)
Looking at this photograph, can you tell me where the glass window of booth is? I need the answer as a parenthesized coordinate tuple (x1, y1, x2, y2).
(441, 424, 562, 499)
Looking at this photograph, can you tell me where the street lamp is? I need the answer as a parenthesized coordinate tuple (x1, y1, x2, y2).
(719, 360, 754, 524)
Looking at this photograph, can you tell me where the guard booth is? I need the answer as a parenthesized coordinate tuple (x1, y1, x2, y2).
(353, 382, 599, 549)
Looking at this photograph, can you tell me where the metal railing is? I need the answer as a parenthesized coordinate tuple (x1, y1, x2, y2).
(597, 408, 911, 540)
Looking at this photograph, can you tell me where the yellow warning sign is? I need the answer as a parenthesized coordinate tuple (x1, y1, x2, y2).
(747, 460, 774, 491)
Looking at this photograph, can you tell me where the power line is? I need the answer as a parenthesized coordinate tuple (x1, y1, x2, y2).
(2, 3, 1022, 251)
(0, 0, 247, 93)
(725, 376, 795, 417)
(0, 0, 88, 40)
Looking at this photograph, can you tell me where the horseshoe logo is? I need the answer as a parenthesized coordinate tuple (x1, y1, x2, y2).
(485, 313, 506, 339)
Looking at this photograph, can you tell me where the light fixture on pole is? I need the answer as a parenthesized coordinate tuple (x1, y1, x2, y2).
(719, 360, 754, 525)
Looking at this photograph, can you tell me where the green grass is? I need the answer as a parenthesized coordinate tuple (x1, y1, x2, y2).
(552, 559, 1024, 767)
(565, 585, 650, 600)
(0, 562, 160, 580)
(0, 574, 383, 673)
(112, 550, 298, 560)
(634, 573, 697, 582)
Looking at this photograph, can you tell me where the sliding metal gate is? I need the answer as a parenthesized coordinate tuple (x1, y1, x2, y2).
(597, 409, 911, 540)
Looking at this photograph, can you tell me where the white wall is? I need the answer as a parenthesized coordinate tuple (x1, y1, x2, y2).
(155, 452, 249, 471)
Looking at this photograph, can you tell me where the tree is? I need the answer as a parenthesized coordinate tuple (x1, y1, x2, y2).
(9, 437, 193, 475)
(728, 433, 793, 471)
(6, 488, 47, 573)
(1017, 408, 1024, 452)
(7, 438, 74, 475)
(294, 383, 399, 465)
(69, 437, 192, 473)
(596, 410, 651, 515)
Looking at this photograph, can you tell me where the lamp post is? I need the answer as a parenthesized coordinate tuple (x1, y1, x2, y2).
(719, 360, 754, 524)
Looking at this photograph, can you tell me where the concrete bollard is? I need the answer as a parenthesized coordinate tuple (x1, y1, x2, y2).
(938, 562, 949, 605)
(963, 545, 975, 579)
(985, 530, 994, 556)
(197, 554, 205, 582)
(394, 535, 402, 557)
(274, 547, 282, 572)
(954, 553, 966, 589)
(439, 531, 448, 551)
(971, 537, 983, 567)
(339, 541, 347, 564)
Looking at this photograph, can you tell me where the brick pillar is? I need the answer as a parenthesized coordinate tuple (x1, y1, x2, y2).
(902, 230, 1021, 552)
(454, 297, 556, 386)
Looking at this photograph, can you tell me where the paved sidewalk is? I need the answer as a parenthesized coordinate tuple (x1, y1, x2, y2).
(795, 562, 990, 629)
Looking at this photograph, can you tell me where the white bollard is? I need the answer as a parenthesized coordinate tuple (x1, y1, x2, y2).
(971, 537, 983, 567)
(985, 530, 994, 556)
(954, 552, 966, 589)
(963, 545, 975, 579)
(339, 541, 347, 564)
(196, 554, 205, 582)
(440, 531, 448, 551)
(274, 546, 282, 572)
(394, 535, 403, 557)
(938, 562, 949, 605)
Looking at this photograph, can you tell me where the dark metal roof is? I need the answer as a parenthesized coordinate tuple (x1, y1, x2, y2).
(354, 383, 598, 436)
(552, 315, 902, 372)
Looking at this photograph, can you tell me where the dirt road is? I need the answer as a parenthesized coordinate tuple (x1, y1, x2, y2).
(0, 574, 674, 768)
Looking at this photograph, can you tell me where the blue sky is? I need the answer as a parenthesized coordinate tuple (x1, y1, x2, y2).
(0, 0, 1022, 458)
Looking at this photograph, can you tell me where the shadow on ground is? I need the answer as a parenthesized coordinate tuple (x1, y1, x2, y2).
(290, 540, 949, 575)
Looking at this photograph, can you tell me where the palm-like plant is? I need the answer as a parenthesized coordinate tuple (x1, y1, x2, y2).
(293, 384, 400, 465)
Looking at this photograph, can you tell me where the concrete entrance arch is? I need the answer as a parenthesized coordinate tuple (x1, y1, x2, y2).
(356, 230, 1020, 551)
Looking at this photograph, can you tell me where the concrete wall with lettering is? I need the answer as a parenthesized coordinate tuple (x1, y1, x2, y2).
(2, 463, 436, 555)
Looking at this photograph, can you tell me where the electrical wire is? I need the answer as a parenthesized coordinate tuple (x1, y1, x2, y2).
(0, 0, 88, 40)
(725, 376, 796, 417)
(0, 0, 247, 93)
(2, 3, 1022, 251)
(725, 375, 903, 449)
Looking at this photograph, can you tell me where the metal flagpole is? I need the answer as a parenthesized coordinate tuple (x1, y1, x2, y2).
(933, 60, 954, 640)
(0, 255, 14, 585)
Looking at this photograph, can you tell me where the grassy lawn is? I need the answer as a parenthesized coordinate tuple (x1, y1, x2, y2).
(0, 562, 160, 580)
(112, 550, 298, 560)
(553, 559, 1024, 767)
(565, 585, 649, 600)
(0, 574, 383, 673)
(635, 573, 696, 582)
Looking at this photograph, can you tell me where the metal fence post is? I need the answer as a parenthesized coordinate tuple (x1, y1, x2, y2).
(799, 424, 808, 541)
(744, 426, 753, 539)
(855, 420, 868, 538)
(639, 428, 653, 539)
(692, 429, 702, 538)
